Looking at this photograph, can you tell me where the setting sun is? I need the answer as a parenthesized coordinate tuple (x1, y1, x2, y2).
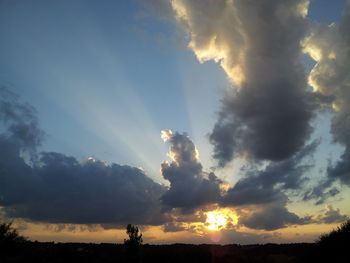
(206, 211, 227, 230)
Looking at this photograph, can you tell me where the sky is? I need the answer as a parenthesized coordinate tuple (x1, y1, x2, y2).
(0, 0, 349, 245)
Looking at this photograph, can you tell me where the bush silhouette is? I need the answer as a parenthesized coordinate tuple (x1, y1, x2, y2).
(304, 219, 350, 262)
(0, 221, 27, 245)
(124, 224, 143, 247)
(318, 219, 350, 245)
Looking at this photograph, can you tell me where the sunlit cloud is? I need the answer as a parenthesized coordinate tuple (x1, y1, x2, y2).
(205, 208, 238, 231)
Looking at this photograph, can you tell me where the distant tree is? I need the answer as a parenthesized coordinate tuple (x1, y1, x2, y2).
(124, 224, 143, 247)
(0, 221, 27, 245)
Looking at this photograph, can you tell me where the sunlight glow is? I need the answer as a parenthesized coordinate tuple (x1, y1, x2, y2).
(206, 211, 227, 231)
(205, 208, 239, 231)
(161, 129, 173, 142)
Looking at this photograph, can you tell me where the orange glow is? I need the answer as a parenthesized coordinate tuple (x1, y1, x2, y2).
(206, 211, 227, 230)
(205, 208, 238, 231)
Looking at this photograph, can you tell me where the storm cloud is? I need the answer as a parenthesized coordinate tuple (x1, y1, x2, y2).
(171, 0, 314, 166)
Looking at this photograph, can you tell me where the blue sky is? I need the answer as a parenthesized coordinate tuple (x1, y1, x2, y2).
(0, 0, 345, 175)
(0, 0, 349, 244)
(0, 0, 229, 180)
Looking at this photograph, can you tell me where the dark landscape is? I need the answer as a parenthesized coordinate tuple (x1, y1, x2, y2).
(1, 220, 349, 263)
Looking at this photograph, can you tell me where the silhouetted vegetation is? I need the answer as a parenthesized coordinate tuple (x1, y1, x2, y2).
(123, 224, 143, 262)
(296, 219, 350, 263)
(313, 219, 349, 262)
(124, 224, 143, 247)
(1, 220, 349, 263)
(318, 219, 350, 245)
(0, 221, 28, 261)
(0, 222, 27, 244)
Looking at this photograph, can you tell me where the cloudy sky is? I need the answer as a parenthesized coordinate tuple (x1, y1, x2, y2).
(0, 0, 349, 244)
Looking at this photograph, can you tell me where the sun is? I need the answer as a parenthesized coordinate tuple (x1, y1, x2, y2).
(206, 211, 227, 231)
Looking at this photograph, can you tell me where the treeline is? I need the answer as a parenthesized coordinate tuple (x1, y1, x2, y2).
(0, 220, 349, 263)
(0, 241, 313, 263)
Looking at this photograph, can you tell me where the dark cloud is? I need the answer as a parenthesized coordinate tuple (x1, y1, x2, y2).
(303, 179, 340, 205)
(160, 130, 222, 210)
(0, 87, 167, 227)
(211, 81, 314, 166)
(317, 205, 349, 224)
(238, 201, 312, 231)
(328, 148, 350, 185)
(222, 141, 318, 206)
(163, 222, 186, 232)
(1, 150, 167, 226)
(0, 86, 43, 156)
(220, 141, 317, 230)
(303, 2, 350, 186)
(170, 0, 314, 166)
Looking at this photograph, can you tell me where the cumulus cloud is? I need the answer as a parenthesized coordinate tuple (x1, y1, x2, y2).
(4, 154, 167, 226)
(0, 151, 167, 226)
(171, 0, 314, 166)
(0, 87, 167, 227)
(303, 1, 350, 186)
(160, 130, 222, 210)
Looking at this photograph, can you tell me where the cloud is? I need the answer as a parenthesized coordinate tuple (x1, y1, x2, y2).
(160, 130, 223, 210)
(1, 151, 168, 226)
(316, 205, 349, 224)
(163, 222, 186, 232)
(0, 87, 332, 233)
(171, 0, 314, 166)
(0, 87, 167, 227)
(303, 179, 340, 205)
(222, 141, 317, 206)
(0, 86, 43, 156)
(302, 2, 350, 186)
(220, 141, 317, 230)
(238, 201, 312, 231)
(328, 148, 350, 185)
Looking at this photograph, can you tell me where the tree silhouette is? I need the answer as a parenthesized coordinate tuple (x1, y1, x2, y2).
(124, 224, 143, 247)
(0, 221, 27, 245)
(317, 219, 350, 245)
(304, 219, 350, 262)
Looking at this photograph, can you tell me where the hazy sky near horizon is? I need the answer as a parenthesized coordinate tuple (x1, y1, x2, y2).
(1, 0, 350, 244)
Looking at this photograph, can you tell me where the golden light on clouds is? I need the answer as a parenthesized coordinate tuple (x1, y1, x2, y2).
(161, 129, 173, 142)
(206, 211, 227, 230)
(205, 208, 238, 231)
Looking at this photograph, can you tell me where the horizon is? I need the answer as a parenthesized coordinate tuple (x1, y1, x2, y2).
(1, 0, 350, 245)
